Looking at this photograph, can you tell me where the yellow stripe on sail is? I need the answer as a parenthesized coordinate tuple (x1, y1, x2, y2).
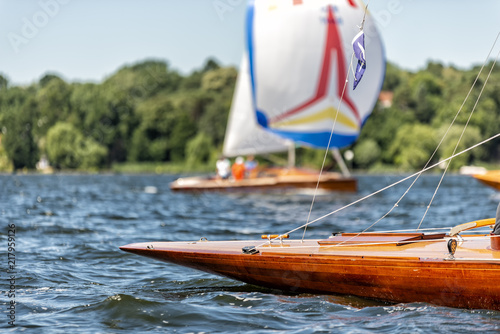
(268, 0, 278, 11)
(272, 107, 359, 130)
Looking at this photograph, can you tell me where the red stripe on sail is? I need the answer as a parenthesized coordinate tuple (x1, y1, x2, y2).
(270, 5, 360, 124)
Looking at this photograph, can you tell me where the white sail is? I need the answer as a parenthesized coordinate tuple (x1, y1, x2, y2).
(223, 54, 293, 157)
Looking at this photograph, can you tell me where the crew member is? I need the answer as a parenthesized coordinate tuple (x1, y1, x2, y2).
(232, 156, 245, 181)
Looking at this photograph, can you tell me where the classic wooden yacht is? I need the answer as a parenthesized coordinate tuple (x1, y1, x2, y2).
(169, 167, 357, 192)
(472, 170, 500, 191)
(121, 218, 500, 310)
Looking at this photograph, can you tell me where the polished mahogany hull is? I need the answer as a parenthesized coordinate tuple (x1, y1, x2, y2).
(121, 234, 500, 310)
(472, 170, 500, 191)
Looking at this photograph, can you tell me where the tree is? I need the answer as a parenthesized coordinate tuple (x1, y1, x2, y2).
(1, 91, 39, 169)
(129, 96, 196, 162)
(353, 139, 381, 169)
(357, 106, 415, 163)
(46, 122, 107, 169)
(409, 72, 443, 123)
(0, 57, 498, 172)
(198, 67, 237, 146)
(185, 132, 215, 168)
(70, 83, 126, 163)
(382, 62, 404, 91)
(437, 125, 484, 170)
(36, 75, 72, 136)
(0, 74, 8, 90)
(388, 124, 437, 169)
(201, 67, 237, 93)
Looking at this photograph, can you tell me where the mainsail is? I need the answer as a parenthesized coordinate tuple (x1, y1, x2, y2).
(223, 54, 293, 157)
(245, 0, 384, 150)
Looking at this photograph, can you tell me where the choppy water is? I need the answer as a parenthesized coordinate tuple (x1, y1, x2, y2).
(1, 173, 500, 333)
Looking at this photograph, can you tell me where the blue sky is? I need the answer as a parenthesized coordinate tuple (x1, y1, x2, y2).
(0, 0, 499, 85)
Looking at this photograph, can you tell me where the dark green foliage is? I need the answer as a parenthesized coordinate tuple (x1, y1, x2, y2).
(387, 123, 437, 169)
(129, 95, 197, 162)
(0, 74, 8, 90)
(353, 139, 381, 169)
(382, 62, 403, 91)
(185, 132, 214, 168)
(36, 75, 73, 137)
(0, 58, 499, 172)
(352, 60, 500, 170)
(46, 122, 107, 169)
(1, 89, 39, 169)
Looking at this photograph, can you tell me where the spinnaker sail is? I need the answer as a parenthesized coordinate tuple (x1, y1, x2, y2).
(245, 0, 385, 149)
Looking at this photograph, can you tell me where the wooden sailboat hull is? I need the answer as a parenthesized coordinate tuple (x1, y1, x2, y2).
(472, 170, 500, 190)
(170, 169, 357, 192)
(120, 234, 500, 310)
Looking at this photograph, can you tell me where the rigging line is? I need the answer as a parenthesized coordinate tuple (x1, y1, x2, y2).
(358, 0, 370, 31)
(302, 1, 372, 242)
(318, 238, 449, 252)
(326, 228, 495, 248)
(263, 235, 494, 252)
(315, 235, 494, 253)
(350, 30, 500, 238)
(417, 37, 500, 230)
(255, 132, 500, 249)
(370, 226, 452, 233)
(301, 50, 356, 242)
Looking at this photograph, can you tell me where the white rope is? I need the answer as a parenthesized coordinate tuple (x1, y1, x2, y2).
(318, 237, 449, 251)
(361, 226, 452, 233)
(369, 30, 500, 234)
(259, 20, 500, 247)
(301, 34, 357, 242)
(416, 34, 500, 230)
(302, 1, 373, 241)
(298, 30, 500, 245)
(330, 30, 500, 246)
(256, 132, 500, 249)
(358, 0, 370, 31)
(259, 234, 494, 252)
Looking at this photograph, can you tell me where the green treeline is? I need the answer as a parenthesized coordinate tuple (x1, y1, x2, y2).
(0, 58, 499, 173)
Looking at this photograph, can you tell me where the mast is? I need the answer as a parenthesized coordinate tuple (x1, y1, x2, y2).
(287, 143, 296, 168)
(331, 148, 350, 177)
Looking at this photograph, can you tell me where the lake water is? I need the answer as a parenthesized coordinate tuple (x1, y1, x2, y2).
(2, 173, 500, 333)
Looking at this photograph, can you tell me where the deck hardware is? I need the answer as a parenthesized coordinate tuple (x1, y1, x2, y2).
(146, 245, 154, 249)
(447, 239, 457, 259)
(261, 234, 289, 244)
(242, 246, 259, 255)
(199, 237, 208, 242)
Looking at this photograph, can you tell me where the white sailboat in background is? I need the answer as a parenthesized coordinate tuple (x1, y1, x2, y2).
(171, 0, 385, 192)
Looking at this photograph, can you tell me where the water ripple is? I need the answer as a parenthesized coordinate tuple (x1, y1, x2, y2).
(1, 174, 500, 333)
